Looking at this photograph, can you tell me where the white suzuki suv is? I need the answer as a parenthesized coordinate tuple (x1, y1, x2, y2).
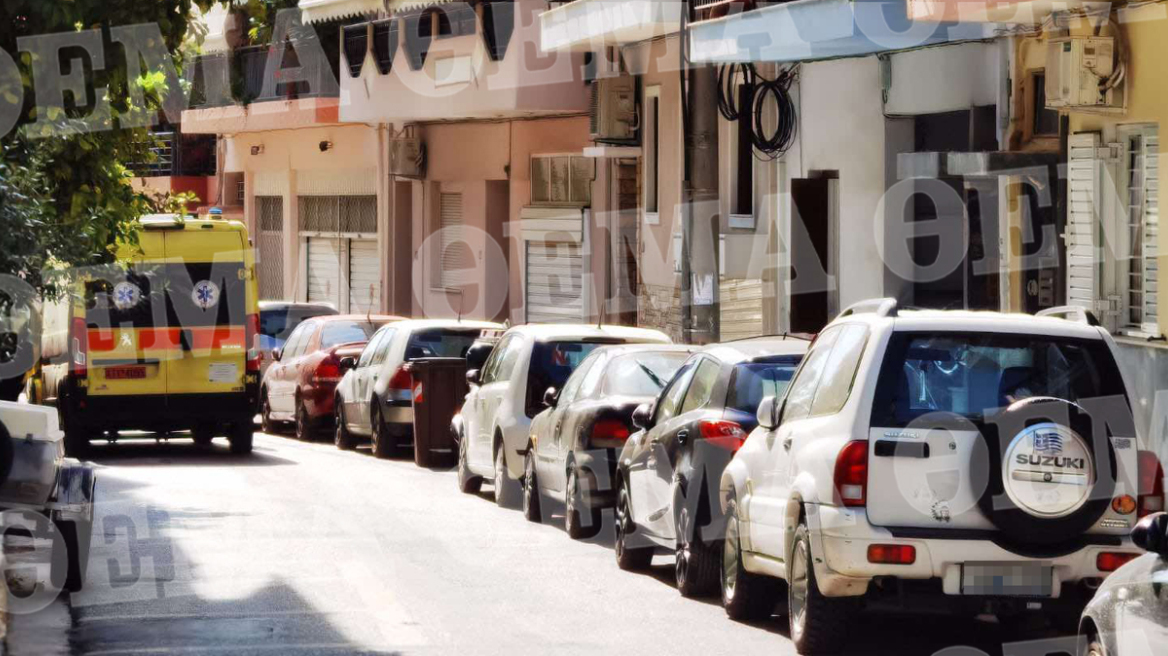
(719, 299, 1164, 654)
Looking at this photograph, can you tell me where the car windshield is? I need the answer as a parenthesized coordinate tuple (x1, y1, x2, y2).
(320, 321, 382, 348)
(603, 352, 690, 397)
(406, 328, 482, 359)
(872, 333, 1130, 426)
(526, 340, 619, 416)
(259, 307, 335, 349)
(727, 357, 802, 413)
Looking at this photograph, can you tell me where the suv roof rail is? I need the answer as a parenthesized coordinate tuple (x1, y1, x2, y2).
(838, 298, 898, 320)
(1035, 305, 1101, 326)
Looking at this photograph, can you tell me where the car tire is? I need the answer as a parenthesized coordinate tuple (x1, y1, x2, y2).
(335, 405, 356, 451)
(61, 406, 90, 459)
(51, 518, 90, 593)
(494, 443, 521, 509)
(192, 422, 215, 447)
(789, 521, 853, 654)
(1081, 637, 1105, 656)
(615, 480, 653, 571)
(522, 447, 543, 523)
(371, 404, 392, 460)
(228, 422, 254, 455)
(457, 433, 482, 494)
(565, 465, 600, 540)
(260, 391, 281, 435)
(295, 398, 314, 442)
(676, 505, 719, 598)
(722, 500, 783, 622)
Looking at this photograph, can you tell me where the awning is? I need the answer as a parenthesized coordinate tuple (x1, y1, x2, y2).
(386, 0, 454, 14)
(687, 0, 1000, 64)
(299, 0, 383, 25)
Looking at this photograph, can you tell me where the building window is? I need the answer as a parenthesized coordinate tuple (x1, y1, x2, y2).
(531, 155, 593, 206)
(644, 87, 661, 220)
(732, 83, 754, 220)
(1124, 126, 1160, 334)
(1032, 72, 1059, 137)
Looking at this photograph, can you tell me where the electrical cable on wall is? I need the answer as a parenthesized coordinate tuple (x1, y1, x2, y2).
(716, 62, 799, 160)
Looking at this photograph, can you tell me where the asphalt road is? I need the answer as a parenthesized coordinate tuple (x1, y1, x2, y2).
(4, 431, 1072, 656)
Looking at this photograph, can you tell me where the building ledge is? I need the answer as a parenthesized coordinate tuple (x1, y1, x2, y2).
(540, 0, 681, 52)
(181, 98, 342, 135)
(907, 0, 1101, 25)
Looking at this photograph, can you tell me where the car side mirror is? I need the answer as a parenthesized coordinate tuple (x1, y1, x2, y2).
(271, 348, 282, 362)
(543, 387, 559, 408)
(466, 369, 481, 386)
(632, 403, 653, 430)
(1132, 512, 1168, 555)
(339, 356, 357, 371)
(757, 395, 779, 430)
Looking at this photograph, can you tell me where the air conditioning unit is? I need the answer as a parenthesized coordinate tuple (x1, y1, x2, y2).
(590, 75, 636, 143)
(389, 138, 425, 178)
(1045, 36, 1121, 109)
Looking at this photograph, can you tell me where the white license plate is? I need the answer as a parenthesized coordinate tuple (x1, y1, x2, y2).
(961, 563, 1053, 597)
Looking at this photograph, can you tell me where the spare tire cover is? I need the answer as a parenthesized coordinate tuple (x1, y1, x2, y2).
(976, 397, 1117, 548)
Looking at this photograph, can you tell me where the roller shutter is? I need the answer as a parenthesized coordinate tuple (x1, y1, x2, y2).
(1066, 133, 1102, 314)
(307, 238, 342, 307)
(257, 196, 284, 300)
(349, 239, 381, 314)
(720, 278, 764, 341)
(525, 241, 583, 323)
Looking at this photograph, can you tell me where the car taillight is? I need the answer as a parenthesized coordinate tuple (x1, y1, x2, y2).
(699, 419, 748, 453)
(1097, 551, 1140, 572)
(592, 419, 631, 442)
(313, 356, 342, 384)
(387, 367, 412, 402)
(1138, 450, 1165, 517)
(246, 313, 261, 373)
(833, 440, 868, 508)
(867, 544, 916, 565)
(70, 316, 88, 378)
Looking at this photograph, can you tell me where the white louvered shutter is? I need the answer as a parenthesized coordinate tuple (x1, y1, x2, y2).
(1067, 133, 1105, 319)
(439, 193, 472, 289)
(307, 237, 342, 307)
(349, 239, 381, 314)
(525, 241, 583, 323)
(1126, 128, 1160, 335)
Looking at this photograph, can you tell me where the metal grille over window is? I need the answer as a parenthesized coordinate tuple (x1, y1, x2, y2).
(257, 196, 284, 300)
(1127, 128, 1160, 334)
(530, 155, 594, 205)
(440, 193, 472, 289)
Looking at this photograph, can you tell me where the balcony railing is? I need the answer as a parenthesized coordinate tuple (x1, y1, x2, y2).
(188, 42, 341, 108)
(128, 131, 217, 178)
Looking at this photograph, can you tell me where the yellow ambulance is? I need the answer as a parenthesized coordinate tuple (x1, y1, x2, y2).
(37, 215, 260, 456)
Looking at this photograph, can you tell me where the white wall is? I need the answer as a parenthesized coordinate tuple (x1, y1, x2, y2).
(885, 41, 1001, 115)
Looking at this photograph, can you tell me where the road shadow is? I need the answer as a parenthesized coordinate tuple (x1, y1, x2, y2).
(81, 436, 298, 468)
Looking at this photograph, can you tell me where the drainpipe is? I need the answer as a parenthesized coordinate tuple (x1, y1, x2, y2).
(680, 2, 720, 345)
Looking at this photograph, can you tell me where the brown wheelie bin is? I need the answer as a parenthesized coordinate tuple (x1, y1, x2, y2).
(403, 357, 469, 468)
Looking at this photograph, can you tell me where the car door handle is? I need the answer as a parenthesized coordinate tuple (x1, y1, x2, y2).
(676, 429, 689, 445)
(782, 437, 793, 451)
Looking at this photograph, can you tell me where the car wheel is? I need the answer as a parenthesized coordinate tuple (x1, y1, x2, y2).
(371, 404, 392, 460)
(615, 480, 653, 571)
(50, 518, 91, 593)
(722, 500, 782, 621)
(295, 398, 314, 442)
(789, 521, 853, 654)
(228, 422, 254, 455)
(260, 390, 280, 435)
(565, 465, 600, 539)
(192, 422, 215, 447)
(457, 433, 482, 494)
(676, 505, 719, 598)
(1082, 637, 1105, 656)
(494, 443, 521, 509)
(335, 404, 356, 451)
(522, 447, 542, 523)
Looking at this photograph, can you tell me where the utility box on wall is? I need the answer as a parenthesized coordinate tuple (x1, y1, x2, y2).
(1045, 36, 1122, 110)
(589, 76, 637, 143)
(389, 139, 425, 178)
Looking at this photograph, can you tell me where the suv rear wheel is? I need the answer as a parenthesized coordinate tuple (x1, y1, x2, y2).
(334, 405, 356, 451)
(522, 448, 543, 523)
(722, 500, 782, 621)
(615, 480, 653, 570)
(789, 521, 853, 654)
(295, 399, 314, 442)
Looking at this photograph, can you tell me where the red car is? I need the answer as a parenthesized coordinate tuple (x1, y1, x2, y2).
(260, 314, 402, 440)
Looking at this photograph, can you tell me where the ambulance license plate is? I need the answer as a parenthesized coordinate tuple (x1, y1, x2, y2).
(105, 366, 146, 380)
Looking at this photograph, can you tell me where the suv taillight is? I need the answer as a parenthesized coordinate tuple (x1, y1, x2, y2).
(833, 440, 868, 508)
(70, 316, 88, 378)
(1138, 450, 1165, 517)
(699, 419, 748, 453)
(387, 367, 412, 402)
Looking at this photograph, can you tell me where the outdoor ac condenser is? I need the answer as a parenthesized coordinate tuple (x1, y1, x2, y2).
(1045, 36, 1120, 109)
(389, 138, 425, 178)
(589, 75, 637, 143)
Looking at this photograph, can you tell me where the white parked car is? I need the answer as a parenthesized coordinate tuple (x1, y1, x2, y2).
(718, 300, 1162, 654)
(453, 324, 670, 508)
(334, 319, 501, 458)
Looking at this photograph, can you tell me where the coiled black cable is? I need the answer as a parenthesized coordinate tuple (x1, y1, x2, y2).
(716, 62, 798, 160)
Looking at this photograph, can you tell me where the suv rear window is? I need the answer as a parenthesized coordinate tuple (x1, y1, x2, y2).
(321, 321, 383, 348)
(727, 357, 802, 413)
(406, 328, 481, 359)
(871, 332, 1129, 427)
(525, 340, 620, 417)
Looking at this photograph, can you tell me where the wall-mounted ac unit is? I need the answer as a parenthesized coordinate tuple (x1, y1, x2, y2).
(590, 75, 636, 143)
(389, 138, 425, 178)
(1045, 36, 1121, 110)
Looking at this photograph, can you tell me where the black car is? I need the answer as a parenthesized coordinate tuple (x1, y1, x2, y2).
(614, 337, 808, 597)
(521, 344, 695, 538)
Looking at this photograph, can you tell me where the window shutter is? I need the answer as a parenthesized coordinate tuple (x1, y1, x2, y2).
(1126, 129, 1159, 335)
(439, 193, 470, 289)
(1067, 133, 1106, 323)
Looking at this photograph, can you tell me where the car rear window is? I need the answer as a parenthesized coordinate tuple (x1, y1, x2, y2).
(320, 321, 382, 348)
(260, 307, 335, 349)
(727, 357, 803, 413)
(525, 340, 620, 417)
(406, 328, 481, 360)
(602, 352, 690, 397)
(871, 332, 1130, 427)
